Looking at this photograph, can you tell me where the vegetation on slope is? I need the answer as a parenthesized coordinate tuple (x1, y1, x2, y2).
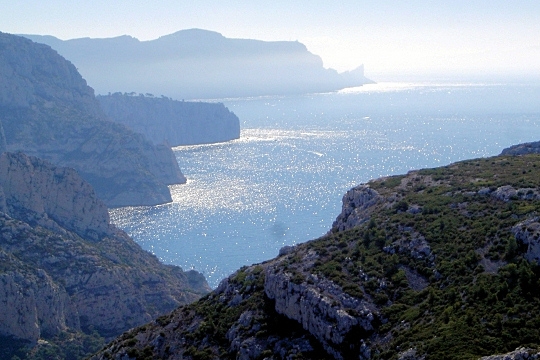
(93, 154, 540, 359)
(308, 154, 540, 358)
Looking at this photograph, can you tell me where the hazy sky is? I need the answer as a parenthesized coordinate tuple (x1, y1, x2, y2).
(2, 1, 539, 80)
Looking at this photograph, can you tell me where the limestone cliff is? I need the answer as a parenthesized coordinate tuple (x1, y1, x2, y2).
(92, 152, 540, 359)
(98, 93, 240, 146)
(0, 32, 185, 207)
(0, 152, 209, 358)
(0, 152, 111, 240)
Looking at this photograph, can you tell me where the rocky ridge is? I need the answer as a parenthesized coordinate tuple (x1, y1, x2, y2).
(0, 152, 209, 359)
(501, 141, 540, 156)
(23, 29, 373, 100)
(0, 32, 185, 207)
(92, 152, 540, 359)
(97, 93, 240, 146)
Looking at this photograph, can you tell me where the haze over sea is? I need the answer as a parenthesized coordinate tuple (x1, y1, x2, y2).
(110, 82, 540, 287)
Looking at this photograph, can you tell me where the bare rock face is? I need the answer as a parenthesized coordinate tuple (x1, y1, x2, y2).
(480, 347, 540, 360)
(512, 217, 540, 263)
(264, 266, 376, 360)
(0, 152, 111, 240)
(0, 253, 75, 342)
(0, 32, 185, 207)
(0, 153, 209, 347)
(332, 184, 382, 232)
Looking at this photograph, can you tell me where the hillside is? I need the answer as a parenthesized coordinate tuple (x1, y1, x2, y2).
(93, 152, 540, 359)
(97, 93, 240, 146)
(0, 32, 186, 207)
(23, 29, 373, 100)
(0, 152, 209, 359)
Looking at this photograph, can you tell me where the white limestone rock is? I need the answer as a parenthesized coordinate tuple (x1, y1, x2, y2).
(332, 184, 382, 232)
(512, 217, 540, 263)
(480, 347, 540, 360)
(0, 152, 111, 240)
(264, 263, 376, 360)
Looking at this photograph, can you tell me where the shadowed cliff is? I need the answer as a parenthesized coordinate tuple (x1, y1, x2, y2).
(97, 93, 240, 146)
(0, 32, 185, 207)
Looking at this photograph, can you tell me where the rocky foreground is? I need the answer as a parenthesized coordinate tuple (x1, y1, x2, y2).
(93, 151, 540, 359)
(0, 152, 209, 359)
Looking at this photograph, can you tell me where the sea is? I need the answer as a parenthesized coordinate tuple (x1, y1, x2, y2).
(110, 82, 540, 288)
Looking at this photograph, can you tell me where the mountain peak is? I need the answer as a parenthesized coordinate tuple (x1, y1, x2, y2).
(157, 28, 225, 41)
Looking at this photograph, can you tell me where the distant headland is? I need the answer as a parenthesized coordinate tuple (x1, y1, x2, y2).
(97, 93, 240, 146)
(23, 29, 373, 100)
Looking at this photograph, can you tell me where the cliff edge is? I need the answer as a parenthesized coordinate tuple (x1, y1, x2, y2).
(98, 93, 240, 146)
(0, 152, 209, 359)
(93, 151, 540, 359)
(0, 32, 185, 207)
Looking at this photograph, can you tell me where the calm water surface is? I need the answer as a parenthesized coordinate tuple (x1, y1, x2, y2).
(110, 82, 540, 287)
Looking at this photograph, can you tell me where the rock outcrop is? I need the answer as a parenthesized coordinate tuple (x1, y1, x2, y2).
(0, 152, 111, 240)
(331, 184, 383, 232)
(265, 266, 376, 360)
(0, 32, 185, 207)
(512, 217, 540, 263)
(0, 152, 209, 358)
(92, 152, 540, 359)
(97, 93, 240, 146)
(480, 348, 540, 360)
(23, 29, 373, 100)
(501, 141, 540, 155)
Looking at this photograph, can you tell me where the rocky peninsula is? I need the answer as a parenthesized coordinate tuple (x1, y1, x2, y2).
(97, 93, 240, 146)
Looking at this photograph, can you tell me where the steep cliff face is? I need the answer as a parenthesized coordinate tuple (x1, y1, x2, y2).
(98, 93, 240, 146)
(93, 152, 540, 360)
(331, 184, 383, 232)
(0, 152, 209, 358)
(0, 152, 111, 240)
(0, 121, 7, 153)
(0, 32, 185, 207)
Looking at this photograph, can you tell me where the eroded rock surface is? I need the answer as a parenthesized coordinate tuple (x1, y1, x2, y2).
(332, 184, 383, 232)
(0, 153, 209, 348)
